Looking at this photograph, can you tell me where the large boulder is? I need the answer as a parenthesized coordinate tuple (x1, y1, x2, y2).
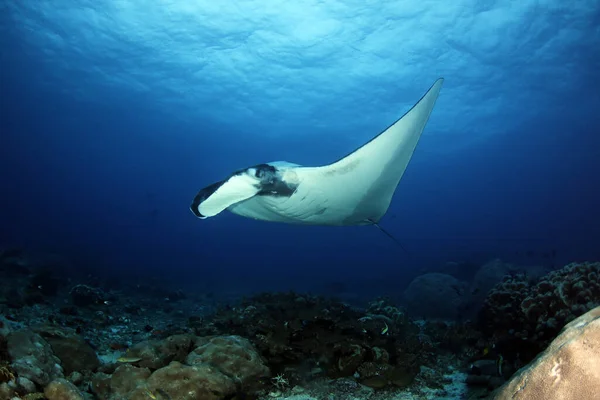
(404, 273, 466, 320)
(37, 326, 100, 374)
(469, 259, 516, 305)
(493, 306, 600, 400)
(90, 335, 268, 399)
(7, 330, 64, 388)
(124, 334, 195, 370)
(44, 378, 85, 400)
(186, 335, 270, 389)
(146, 361, 236, 400)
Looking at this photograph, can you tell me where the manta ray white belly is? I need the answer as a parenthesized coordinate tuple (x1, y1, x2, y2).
(191, 78, 444, 226)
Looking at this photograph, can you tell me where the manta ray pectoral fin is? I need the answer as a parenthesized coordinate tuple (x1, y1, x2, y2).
(190, 172, 262, 218)
(292, 78, 444, 225)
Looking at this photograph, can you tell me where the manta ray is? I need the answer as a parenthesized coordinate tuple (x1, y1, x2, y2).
(191, 78, 443, 227)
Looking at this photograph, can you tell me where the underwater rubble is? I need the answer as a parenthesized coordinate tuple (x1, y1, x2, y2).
(1, 249, 599, 400)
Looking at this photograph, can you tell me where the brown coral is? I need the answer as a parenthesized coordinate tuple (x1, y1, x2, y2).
(481, 262, 600, 363)
(520, 262, 600, 342)
(493, 306, 600, 400)
(191, 291, 424, 387)
(0, 362, 15, 383)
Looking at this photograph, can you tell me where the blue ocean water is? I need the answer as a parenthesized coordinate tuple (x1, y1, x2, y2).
(1, 1, 599, 300)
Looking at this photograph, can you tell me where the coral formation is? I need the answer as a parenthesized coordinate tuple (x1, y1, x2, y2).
(192, 292, 431, 390)
(480, 262, 600, 362)
(11, 249, 597, 399)
(492, 306, 600, 400)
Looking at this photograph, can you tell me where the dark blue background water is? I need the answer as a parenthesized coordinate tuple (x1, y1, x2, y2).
(2, 1, 599, 299)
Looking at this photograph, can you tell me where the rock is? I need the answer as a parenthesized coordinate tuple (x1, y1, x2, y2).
(110, 364, 151, 397)
(37, 327, 100, 374)
(335, 343, 366, 375)
(0, 316, 13, 337)
(371, 347, 389, 364)
(44, 378, 84, 400)
(89, 364, 151, 400)
(147, 361, 236, 400)
(470, 359, 498, 377)
(90, 372, 111, 399)
(330, 377, 374, 397)
(7, 330, 64, 387)
(493, 306, 600, 400)
(125, 334, 195, 370)
(16, 376, 36, 393)
(69, 285, 104, 307)
(186, 335, 269, 388)
(67, 371, 83, 385)
(0, 382, 16, 399)
(404, 273, 466, 319)
(470, 259, 516, 305)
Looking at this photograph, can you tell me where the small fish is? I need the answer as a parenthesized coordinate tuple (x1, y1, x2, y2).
(142, 388, 170, 400)
(496, 355, 504, 376)
(381, 322, 389, 335)
(117, 356, 142, 363)
(155, 388, 171, 400)
(483, 347, 489, 356)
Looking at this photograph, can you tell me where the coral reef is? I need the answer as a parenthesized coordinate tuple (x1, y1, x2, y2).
(191, 292, 435, 390)
(14, 249, 598, 399)
(480, 262, 600, 363)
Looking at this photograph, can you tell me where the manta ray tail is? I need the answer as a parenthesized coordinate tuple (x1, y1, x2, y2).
(369, 220, 410, 255)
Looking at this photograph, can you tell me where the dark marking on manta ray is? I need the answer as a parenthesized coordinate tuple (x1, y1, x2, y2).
(252, 163, 298, 197)
(190, 163, 298, 218)
(190, 180, 226, 218)
(323, 159, 360, 176)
